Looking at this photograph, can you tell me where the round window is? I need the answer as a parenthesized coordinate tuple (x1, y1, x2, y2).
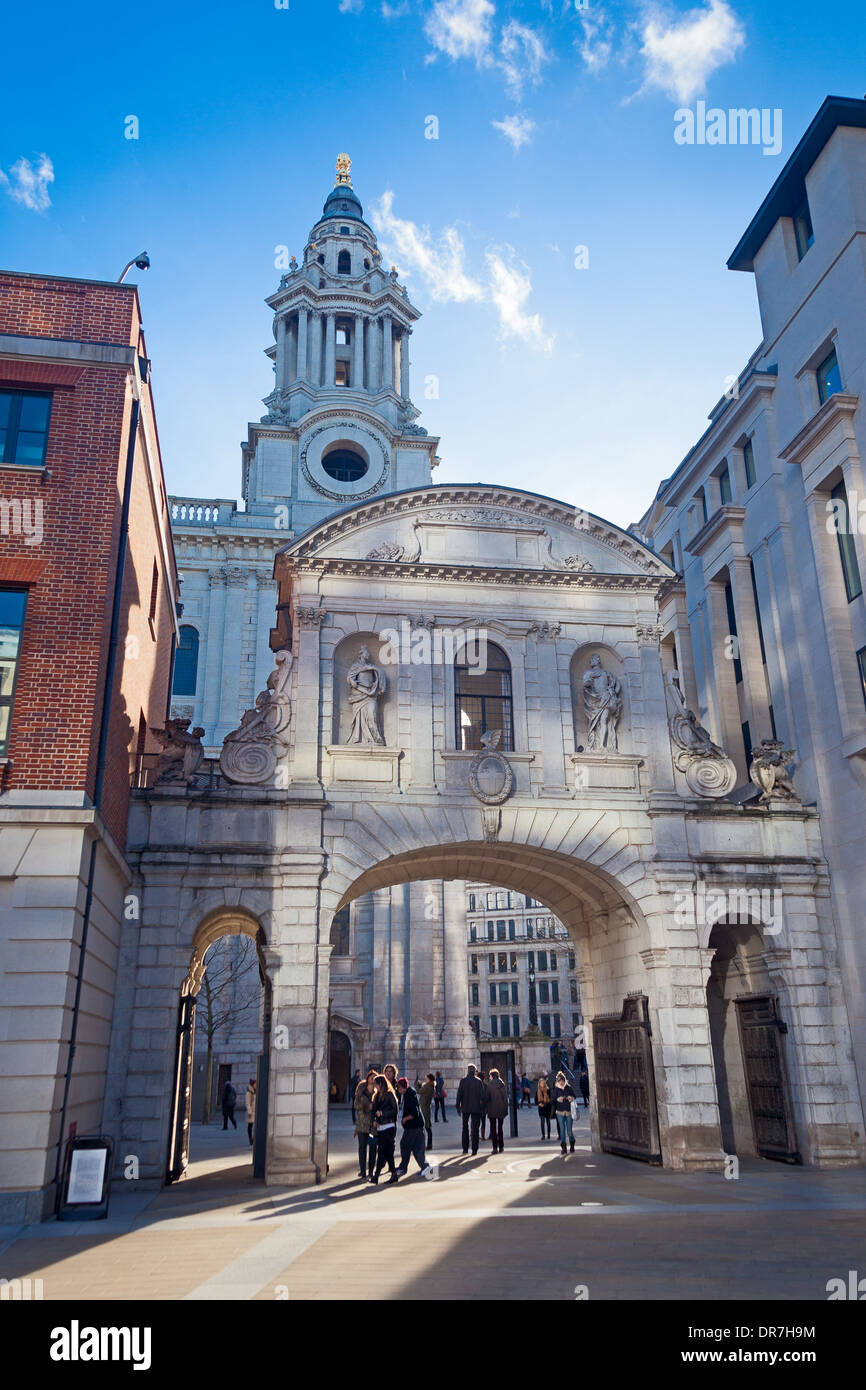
(322, 448, 369, 482)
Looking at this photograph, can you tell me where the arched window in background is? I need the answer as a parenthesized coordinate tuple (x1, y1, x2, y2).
(330, 906, 351, 956)
(337, 249, 352, 275)
(454, 642, 513, 750)
(173, 625, 199, 696)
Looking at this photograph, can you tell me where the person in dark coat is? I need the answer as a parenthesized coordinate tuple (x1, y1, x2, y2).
(221, 1080, 237, 1131)
(433, 1071, 447, 1122)
(419, 1073, 435, 1150)
(370, 1074, 399, 1184)
(455, 1064, 485, 1155)
(536, 1073, 552, 1140)
(578, 1065, 590, 1108)
(484, 1068, 509, 1154)
(395, 1078, 433, 1179)
(349, 1070, 361, 1122)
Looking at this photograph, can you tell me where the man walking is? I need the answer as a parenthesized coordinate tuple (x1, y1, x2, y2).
(395, 1077, 433, 1179)
(221, 1079, 237, 1131)
(484, 1068, 508, 1154)
(419, 1073, 435, 1150)
(245, 1078, 256, 1146)
(433, 1071, 447, 1122)
(456, 1064, 485, 1155)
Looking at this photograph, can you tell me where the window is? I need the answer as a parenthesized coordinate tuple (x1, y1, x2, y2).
(524, 895, 533, 908)
(526, 919, 533, 936)
(510, 952, 518, 973)
(718, 461, 732, 505)
(455, 642, 514, 750)
(486, 922, 494, 941)
(469, 924, 476, 943)
(539, 981, 550, 1005)
(335, 362, 350, 388)
(750, 560, 768, 664)
(508, 920, 515, 939)
(572, 1013, 582, 1031)
(471, 984, 479, 1007)
(468, 894, 476, 911)
(550, 981, 559, 1005)
(322, 447, 367, 481)
(511, 982, 519, 1005)
(830, 481, 863, 602)
(527, 951, 535, 970)
(148, 560, 159, 625)
(472, 1015, 480, 1036)
(329, 906, 350, 956)
(537, 950, 548, 972)
(553, 1014, 561, 1038)
(537, 923, 546, 939)
(724, 581, 742, 683)
(173, 626, 200, 696)
(743, 438, 756, 490)
(858, 648, 866, 709)
(500, 1016, 511, 1038)
(498, 983, 510, 1006)
(793, 196, 814, 260)
(568, 951, 576, 971)
(486, 892, 495, 909)
(489, 983, 496, 1005)
(337, 250, 352, 275)
(549, 951, 556, 970)
(0, 590, 27, 757)
(540, 1014, 552, 1037)
(496, 920, 506, 941)
(0, 391, 52, 467)
(487, 954, 495, 973)
(490, 1016, 498, 1037)
(817, 348, 843, 406)
(470, 954, 478, 974)
(570, 979, 578, 1003)
(336, 325, 349, 345)
(497, 952, 508, 974)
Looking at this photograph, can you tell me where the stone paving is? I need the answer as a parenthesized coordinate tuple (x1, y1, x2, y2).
(1, 1107, 864, 1301)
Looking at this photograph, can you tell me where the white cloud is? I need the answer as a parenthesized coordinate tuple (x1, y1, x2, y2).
(499, 20, 550, 99)
(492, 113, 536, 150)
(381, 0, 409, 15)
(371, 192, 552, 352)
(424, 0, 496, 65)
(576, 7, 615, 72)
(0, 153, 54, 212)
(338, 0, 364, 12)
(486, 247, 554, 353)
(639, 0, 746, 103)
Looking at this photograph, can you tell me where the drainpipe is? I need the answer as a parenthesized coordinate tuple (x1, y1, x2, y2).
(53, 371, 141, 1203)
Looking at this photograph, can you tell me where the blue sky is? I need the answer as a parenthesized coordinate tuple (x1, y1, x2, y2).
(2, 0, 865, 528)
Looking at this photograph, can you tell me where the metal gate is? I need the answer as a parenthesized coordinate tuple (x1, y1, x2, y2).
(166, 993, 195, 1183)
(735, 994, 800, 1163)
(592, 993, 661, 1164)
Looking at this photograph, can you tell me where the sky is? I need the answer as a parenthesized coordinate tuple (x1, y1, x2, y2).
(2, 0, 865, 529)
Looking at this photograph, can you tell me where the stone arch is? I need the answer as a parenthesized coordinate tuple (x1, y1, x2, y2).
(182, 906, 267, 997)
(569, 641, 629, 753)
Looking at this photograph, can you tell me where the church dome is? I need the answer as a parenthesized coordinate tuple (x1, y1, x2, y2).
(322, 184, 365, 223)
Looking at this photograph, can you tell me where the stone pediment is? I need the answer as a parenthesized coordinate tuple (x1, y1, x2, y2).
(280, 486, 673, 580)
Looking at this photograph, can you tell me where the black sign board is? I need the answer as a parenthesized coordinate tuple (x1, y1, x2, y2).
(57, 1135, 114, 1221)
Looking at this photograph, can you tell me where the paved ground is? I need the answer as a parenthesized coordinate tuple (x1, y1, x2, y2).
(2, 1106, 864, 1301)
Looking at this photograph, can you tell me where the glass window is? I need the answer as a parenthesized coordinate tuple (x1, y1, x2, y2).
(553, 1014, 561, 1038)
(817, 348, 843, 405)
(511, 982, 519, 1005)
(489, 983, 496, 1004)
(321, 447, 367, 481)
(500, 1016, 511, 1038)
(538, 981, 550, 1005)
(469, 924, 476, 942)
(496, 920, 506, 941)
(570, 979, 578, 1003)
(486, 922, 494, 941)
(718, 462, 732, 505)
(487, 954, 495, 973)
(724, 581, 743, 683)
(337, 250, 351, 275)
(743, 438, 756, 490)
(830, 481, 863, 602)
(470, 954, 478, 974)
(537, 950, 548, 972)
(172, 626, 200, 696)
(551, 981, 559, 1005)
(858, 648, 866, 708)
(510, 952, 517, 973)
(490, 1016, 498, 1037)
(329, 906, 350, 955)
(0, 589, 27, 756)
(540, 1014, 551, 1037)
(498, 983, 509, 1006)
(455, 642, 513, 750)
(471, 984, 479, 1006)
(549, 951, 556, 970)
(498, 952, 508, 974)
(568, 951, 576, 971)
(508, 920, 515, 939)
(794, 197, 814, 260)
(468, 894, 476, 911)
(0, 391, 52, 467)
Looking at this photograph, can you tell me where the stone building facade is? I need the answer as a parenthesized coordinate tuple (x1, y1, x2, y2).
(636, 96, 866, 1124)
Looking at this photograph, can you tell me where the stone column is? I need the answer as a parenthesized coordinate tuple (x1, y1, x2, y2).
(289, 605, 326, 794)
(404, 881, 437, 1069)
(310, 311, 323, 387)
(727, 557, 774, 745)
(370, 887, 393, 1062)
(384, 882, 409, 1069)
(324, 312, 336, 388)
(354, 314, 365, 391)
(706, 581, 748, 783)
(296, 307, 309, 381)
(275, 315, 287, 391)
(439, 879, 476, 1075)
(201, 567, 227, 744)
(408, 616, 437, 792)
(254, 572, 278, 696)
(382, 313, 393, 390)
(214, 566, 248, 742)
(637, 622, 677, 793)
(399, 327, 410, 399)
(531, 623, 569, 795)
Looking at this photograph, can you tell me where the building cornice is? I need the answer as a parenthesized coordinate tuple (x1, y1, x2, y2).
(778, 392, 860, 466)
(295, 556, 663, 591)
(684, 505, 747, 558)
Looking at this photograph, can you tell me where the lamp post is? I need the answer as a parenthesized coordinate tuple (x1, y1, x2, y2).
(528, 965, 538, 1028)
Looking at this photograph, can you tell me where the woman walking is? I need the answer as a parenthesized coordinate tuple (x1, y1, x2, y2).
(578, 1064, 590, 1110)
(419, 1073, 435, 1151)
(553, 1070, 577, 1155)
(371, 1073, 399, 1184)
(536, 1073, 552, 1141)
(484, 1068, 508, 1154)
(354, 1069, 378, 1180)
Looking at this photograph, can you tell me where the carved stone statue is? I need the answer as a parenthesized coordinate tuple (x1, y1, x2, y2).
(220, 649, 293, 785)
(346, 646, 387, 745)
(750, 740, 801, 804)
(152, 719, 204, 787)
(664, 669, 737, 798)
(582, 653, 623, 751)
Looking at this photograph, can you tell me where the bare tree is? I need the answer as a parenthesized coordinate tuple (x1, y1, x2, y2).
(198, 935, 262, 1124)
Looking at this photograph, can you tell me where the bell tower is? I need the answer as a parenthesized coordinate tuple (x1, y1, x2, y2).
(241, 153, 440, 535)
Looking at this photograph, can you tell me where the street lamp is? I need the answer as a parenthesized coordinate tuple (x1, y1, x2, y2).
(117, 251, 150, 283)
(528, 965, 537, 1028)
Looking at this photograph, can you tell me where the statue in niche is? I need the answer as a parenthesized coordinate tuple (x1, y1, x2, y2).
(582, 653, 623, 751)
(346, 645, 387, 745)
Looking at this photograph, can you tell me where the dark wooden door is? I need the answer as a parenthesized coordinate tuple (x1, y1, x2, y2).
(166, 994, 195, 1183)
(592, 993, 662, 1164)
(735, 994, 800, 1163)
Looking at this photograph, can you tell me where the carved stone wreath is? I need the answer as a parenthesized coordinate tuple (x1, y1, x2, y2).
(300, 419, 390, 502)
(468, 733, 515, 806)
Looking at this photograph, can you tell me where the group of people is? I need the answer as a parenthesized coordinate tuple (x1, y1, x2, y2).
(352, 1065, 437, 1184)
(220, 1077, 257, 1146)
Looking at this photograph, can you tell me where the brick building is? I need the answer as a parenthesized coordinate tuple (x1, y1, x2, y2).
(0, 271, 179, 1220)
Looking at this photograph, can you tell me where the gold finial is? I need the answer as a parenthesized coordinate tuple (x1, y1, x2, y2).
(335, 153, 352, 188)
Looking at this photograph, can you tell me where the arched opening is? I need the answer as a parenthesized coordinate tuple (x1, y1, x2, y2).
(167, 910, 271, 1186)
(321, 441, 369, 482)
(328, 1030, 352, 1102)
(337, 249, 352, 275)
(455, 642, 514, 750)
(172, 625, 200, 697)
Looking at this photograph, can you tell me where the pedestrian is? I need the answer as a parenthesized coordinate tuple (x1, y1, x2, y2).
(221, 1079, 237, 1131)
(484, 1068, 508, 1154)
(354, 1069, 378, 1180)
(478, 1072, 488, 1141)
(536, 1073, 552, 1140)
(384, 1062, 400, 1096)
(349, 1069, 361, 1122)
(521, 1073, 532, 1108)
(578, 1064, 590, 1109)
(370, 1073, 399, 1184)
(456, 1064, 485, 1155)
(553, 1070, 577, 1154)
(419, 1072, 435, 1150)
(245, 1078, 256, 1146)
(433, 1071, 448, 1122)
(395, 1078, 433, 1180)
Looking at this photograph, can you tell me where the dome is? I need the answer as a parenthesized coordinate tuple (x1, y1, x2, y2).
(322, 185, 365, 222)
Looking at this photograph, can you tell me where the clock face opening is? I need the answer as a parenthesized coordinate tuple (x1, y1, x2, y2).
(321, 447, 369, 482)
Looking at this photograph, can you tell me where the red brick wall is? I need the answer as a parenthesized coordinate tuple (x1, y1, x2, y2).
(0, 273, 178, 847)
